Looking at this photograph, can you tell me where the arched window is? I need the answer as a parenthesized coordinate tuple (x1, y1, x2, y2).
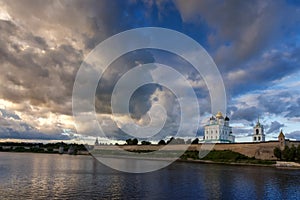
(256, 129, 259, 135)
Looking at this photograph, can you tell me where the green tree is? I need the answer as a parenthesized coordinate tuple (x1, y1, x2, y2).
(186, 139, 192, 144)
(126, 139, 133, 145)
(158, 140, 166, 145)
(282, 146, 296, 161)
(191, 138, 199, 144)
(126, 138, 138, 145)
(132, 138, 138, 145)
(296, 145, 300, 162)
(141, 141, 151, 145)
(173, 138, 185, 144)
(166, 137, 175, 144)
(290, 145, 297, 161)
(282, 146, 290, 161)
(273, 147, 282, 160)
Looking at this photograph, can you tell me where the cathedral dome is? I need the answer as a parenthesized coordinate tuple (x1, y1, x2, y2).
(216, 111, 224, 119)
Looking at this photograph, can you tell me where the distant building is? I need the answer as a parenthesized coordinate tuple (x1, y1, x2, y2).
(252, 118, 265, 142)
(204, 111, 235, 143)
(94, 137, 99, 146)
(58, 146, 64, 154)
(68, 146, 75, 155)
(278, 130, 286, 150)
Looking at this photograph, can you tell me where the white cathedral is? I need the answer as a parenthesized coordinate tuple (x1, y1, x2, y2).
(204, 112, 235, 143)
(204, 112, 267, 143)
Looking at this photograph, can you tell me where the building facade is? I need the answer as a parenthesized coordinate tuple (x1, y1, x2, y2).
(278, 130, 286, 150)
(94, 137, 99, 146)
(204, 112, 235, 143)
(252, 118, 265, 142)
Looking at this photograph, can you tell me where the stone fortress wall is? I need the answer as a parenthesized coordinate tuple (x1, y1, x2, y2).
(206, 140, 300, 160)
(94, 140, 300, 160)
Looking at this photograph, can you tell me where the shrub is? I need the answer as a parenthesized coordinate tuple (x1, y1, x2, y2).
(273, 147, 282, 160)
(297, 145, 300, 161)
(191, 138, 199, 144)
(125, 138, 138, 145)
(158, 140, 166, 145)
(141, 141, 151, 145)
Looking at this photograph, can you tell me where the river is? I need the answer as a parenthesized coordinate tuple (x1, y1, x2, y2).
(0, 152, 299, 199)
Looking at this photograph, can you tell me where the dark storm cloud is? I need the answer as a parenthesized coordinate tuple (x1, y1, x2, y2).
(0, 0, 148, 119)
(285, 131, 300, 140)
(95, 50, 157, 118)
(226, 48, 300, 96)
(257, 90, 300, 120)
(229, 90, 298, 123)
(232, 127, 253, 137)
(0, 109, 20, 120)
(0, 0, 134, 114)
(129, 84, 157, 119)
(285, 98, 300, 118)
(0, 127, 71, 140)
(266, 121, 285, 134)
(1, 0, 176, 140)
(257, 92, 291, 115)
(0, 20, 81, 115)
(231, 106, 262, 122)
(175, 0, 289, 62)
(174, 0, 300, 99)
(0, 108, 71, 140)
(0, 0, 133, 139)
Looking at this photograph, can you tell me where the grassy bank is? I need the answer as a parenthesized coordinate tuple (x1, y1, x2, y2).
(180, 150, 276, 165)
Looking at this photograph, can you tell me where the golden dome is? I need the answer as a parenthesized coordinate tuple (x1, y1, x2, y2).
(216, 111, 223, 119)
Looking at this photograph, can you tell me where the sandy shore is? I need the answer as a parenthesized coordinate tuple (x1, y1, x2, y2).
(275, 161, 300, 169)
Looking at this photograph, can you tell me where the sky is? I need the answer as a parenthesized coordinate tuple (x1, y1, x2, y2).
(0, 0, 300, 144)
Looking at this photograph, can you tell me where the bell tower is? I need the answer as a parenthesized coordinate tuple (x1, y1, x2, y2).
(253, 117, 265, 142)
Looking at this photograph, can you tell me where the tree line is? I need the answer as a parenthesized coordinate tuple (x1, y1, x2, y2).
(273, 145, 300, 162)
(124, 137, 200, 145)
(0, 142, 87, 153)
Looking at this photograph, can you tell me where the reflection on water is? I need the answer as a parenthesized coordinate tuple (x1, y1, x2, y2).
(0, 152, 299, 199)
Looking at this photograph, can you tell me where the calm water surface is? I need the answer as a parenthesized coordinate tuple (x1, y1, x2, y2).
(0, 152, 299, 199)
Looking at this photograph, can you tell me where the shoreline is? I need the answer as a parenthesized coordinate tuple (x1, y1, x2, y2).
(2, 151, 300, 170)
(83, 152, 300, 170)
(177, 159, 300, 169)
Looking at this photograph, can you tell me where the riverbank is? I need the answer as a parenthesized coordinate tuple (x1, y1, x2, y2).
(2, 150, 300, 169)
(92, 154, 300, 169)
(275, 161, 300, 169)
(91, 149, 300, 169)
(177, 159, 300, 169)
(2, 141, 299, 169)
